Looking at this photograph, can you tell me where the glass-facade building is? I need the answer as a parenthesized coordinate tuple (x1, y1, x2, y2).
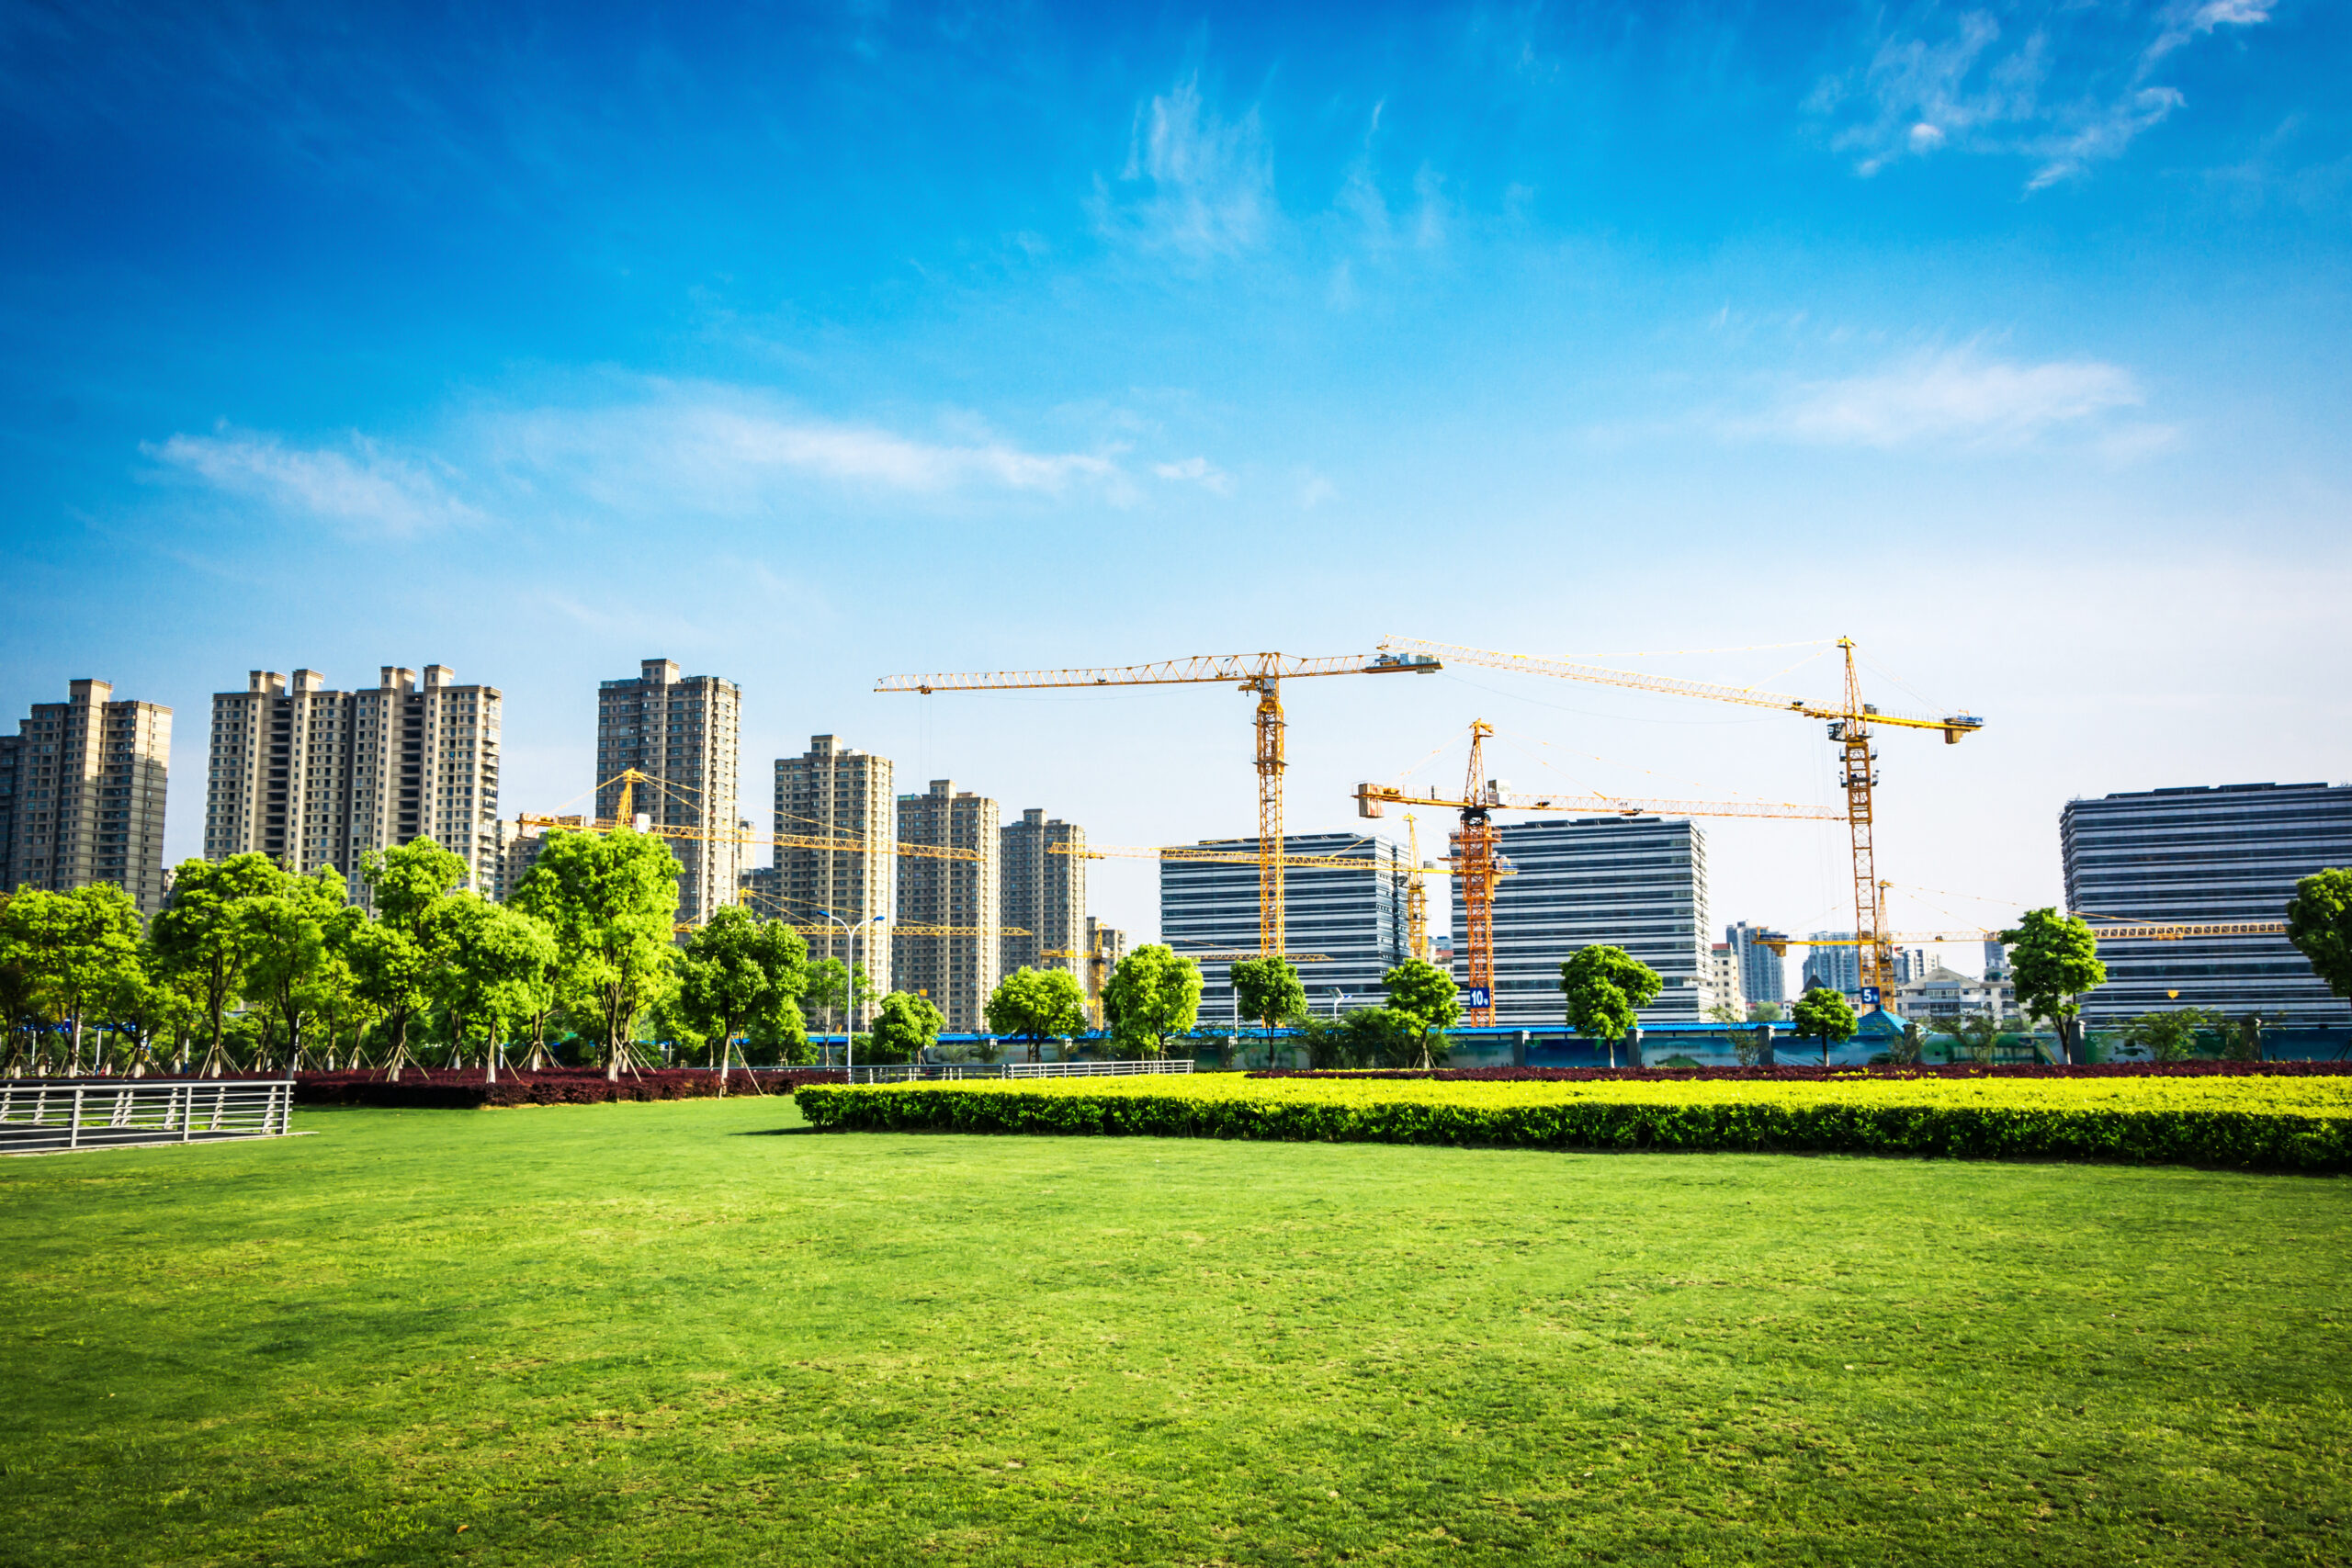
(1159, 833, 1409, 1028)
(1458, 817, 1712, 1027)
(2061, 782, 2352, 1025)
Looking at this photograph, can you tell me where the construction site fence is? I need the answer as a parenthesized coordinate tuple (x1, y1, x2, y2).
(0, 1077, 297, 1156)
(842, 1059, 1198, 1086)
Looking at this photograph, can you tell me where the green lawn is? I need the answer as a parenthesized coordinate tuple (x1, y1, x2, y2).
(1, 1100, 2346, 1566)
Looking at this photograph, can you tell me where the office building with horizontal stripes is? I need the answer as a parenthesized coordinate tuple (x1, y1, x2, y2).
(1459, 816, 1712, 1027)
(2062, 781, 2352, 1026)
(1159, 833, 1409, 1028)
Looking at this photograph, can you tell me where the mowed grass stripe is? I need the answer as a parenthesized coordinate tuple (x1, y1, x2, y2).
(0, 1096, 2343, 1566)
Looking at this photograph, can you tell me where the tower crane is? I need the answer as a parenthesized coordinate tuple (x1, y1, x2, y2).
(1381, 636, 1984, 1010)
(877, 650, 1441, 955)
(1357, 720, 1847, 1025)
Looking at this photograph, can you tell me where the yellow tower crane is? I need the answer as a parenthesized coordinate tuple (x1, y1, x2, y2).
(877, 650, 1441, 955)
(1357, 720, 1847, 1025)
(1380, 637, 1984, 1010)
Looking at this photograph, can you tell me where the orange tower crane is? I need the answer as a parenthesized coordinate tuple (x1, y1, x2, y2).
(877, 650, 1441, 955)
(1357, 721, 1847, 1025)
(1380, 637, 1984, 1010)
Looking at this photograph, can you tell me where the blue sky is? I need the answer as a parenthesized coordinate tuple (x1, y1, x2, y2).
(4, 1, 2346, 962)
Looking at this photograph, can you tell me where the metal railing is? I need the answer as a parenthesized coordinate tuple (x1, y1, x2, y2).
(843, 1058, 1196, 1085)
(0, 1077, 297, 1156)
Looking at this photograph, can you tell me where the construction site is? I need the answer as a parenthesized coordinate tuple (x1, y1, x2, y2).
(500, 636, 2348, 1066)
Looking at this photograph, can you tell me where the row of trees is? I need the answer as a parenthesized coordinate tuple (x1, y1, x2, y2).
(0, 832, 873, 1079)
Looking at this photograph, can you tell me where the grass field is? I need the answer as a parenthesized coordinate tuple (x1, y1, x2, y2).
(2, 1099, 2347, 1566)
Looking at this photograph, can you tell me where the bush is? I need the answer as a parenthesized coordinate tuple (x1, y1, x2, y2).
(292, 1067, 843, 1109)
(795, 1069, 2352, 1174)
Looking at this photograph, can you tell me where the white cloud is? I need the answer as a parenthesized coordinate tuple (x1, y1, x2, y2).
(1151, 457, 1232, 496)
(145, 430, 477, 536)
(1093, 74, 1273, 259)
(1815, 1, 2272, 189)
(149, 386, 1180, 530)
(1747, 350, 2145, 448)
(1295, 469, 1338, 509)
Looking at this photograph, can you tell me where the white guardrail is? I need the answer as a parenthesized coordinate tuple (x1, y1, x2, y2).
(842, 1058, 1196, 1086)
(0, 1077, 297, 1156)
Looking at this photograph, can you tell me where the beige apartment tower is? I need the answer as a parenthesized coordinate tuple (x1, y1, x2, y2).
(1001, 807, 1086, 980)
(0, 680, 171, 914)
(775, 736, 895, 993)
(594, 659, 741, 926)
(203, 665, 501, 902)
(895, 781, 1001, 1032)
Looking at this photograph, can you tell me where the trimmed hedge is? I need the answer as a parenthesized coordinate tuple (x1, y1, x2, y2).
(795, 1078, 2352, 1173)
(1251, 1062, 2352, 1082)
(294, 1068, 844, 1109)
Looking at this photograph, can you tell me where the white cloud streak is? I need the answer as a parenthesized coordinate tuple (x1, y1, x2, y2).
(145, 430, 478, 536)
(1744, 350, 2145, 448)
(1814, 1, 2273, 190)
(1093, 74, 1273, 260)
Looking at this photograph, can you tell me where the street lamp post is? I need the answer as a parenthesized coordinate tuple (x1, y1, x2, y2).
(815, 910, 850, 1068)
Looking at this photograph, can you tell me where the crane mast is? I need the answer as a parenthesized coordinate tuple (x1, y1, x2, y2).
(879, 649, 1439, 956)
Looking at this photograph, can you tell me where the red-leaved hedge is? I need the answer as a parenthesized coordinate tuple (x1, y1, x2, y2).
(292, 1067, 844, 1109)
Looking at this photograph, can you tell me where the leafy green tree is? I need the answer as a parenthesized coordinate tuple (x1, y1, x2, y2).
(1792, 986, 1859, 1066)
(348, 922, 435, 1077)
(2286, 869, 2352, 1034)
(435, 897, 560, 1079)
(2000, 908, 2106, 1065)
(867, 990, 946, 1065)
(359, 837, 469, 930)
(1560, 945, 1662, 1068)
(0, 884, 145, 1073)
(151, 853, 288, 1075)
(512, 829, 682, 1080)
(803, 957, 877, 1039)
(1229, 956, 1306, 1062)
(2121, 1007, 2221, 1063)
(676, 906, 810, 1089)
(984, 966, 1090, 1062)
(1102, 944, 1203, 1058)
(1383, 959, 1461, 1068)
(242, 866, 358, 1069)
(1748, 1000, 1785, 1022)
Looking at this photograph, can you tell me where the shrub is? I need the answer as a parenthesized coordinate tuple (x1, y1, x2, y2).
(292, 1067, 843, 1109)
(794, 1069, 2352, 1174)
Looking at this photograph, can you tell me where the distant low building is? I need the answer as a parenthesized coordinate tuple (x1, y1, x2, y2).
(1891, 964, 2015, 1024)
(1704, 942, 1745, 1016)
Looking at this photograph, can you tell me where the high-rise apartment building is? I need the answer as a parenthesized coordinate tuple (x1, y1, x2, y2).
(775, 736, 894, 991)
(1725, 921, 1789, 1010)
(594, 659, 741, 925)
(1459, 817, 1712, 1026)
(0, 680, 171, 913)
(1705, 942, 1746, 1015)
(1161, 834, 1409, 1026)
(2062, 781, 2352, 1024)
(895, 781, 1001, 1032)
(203, 666, 500, 901)
(1802, 936, 1861, 997)
(1001, 807, 1086, 980)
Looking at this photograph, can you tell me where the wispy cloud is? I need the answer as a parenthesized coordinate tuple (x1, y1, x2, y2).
(1092, 73, 1273, 259)
(144, 429, 477, 536)
(1812, 1, 2273, 190)
(1151, 456, 1232, 496)
(1738, 349, 2146, 448)
(147, 385, 1170, 530)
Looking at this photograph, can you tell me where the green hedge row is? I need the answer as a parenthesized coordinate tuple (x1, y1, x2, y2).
(792, 1086, 2352, 1173)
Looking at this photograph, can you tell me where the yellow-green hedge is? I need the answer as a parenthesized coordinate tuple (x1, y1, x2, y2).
(793, 1074, 2352, 1172)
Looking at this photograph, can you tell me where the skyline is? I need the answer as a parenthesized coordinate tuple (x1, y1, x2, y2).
(5, 1, 2347, 956)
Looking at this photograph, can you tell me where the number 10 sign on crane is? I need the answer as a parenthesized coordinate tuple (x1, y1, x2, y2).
(876, 650, 1442, 958)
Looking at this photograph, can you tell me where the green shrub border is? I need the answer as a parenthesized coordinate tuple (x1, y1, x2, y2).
(792, 1085, 2352, 1174)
